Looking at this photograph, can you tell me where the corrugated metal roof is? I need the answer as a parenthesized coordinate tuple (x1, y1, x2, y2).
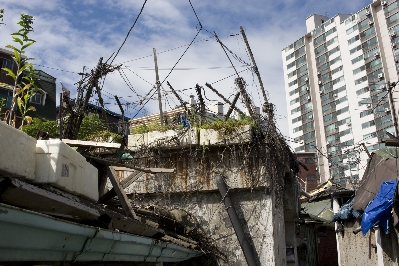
(0, 203, 202, 262)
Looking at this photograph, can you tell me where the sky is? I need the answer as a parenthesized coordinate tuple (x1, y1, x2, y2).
(0, 0, 372, 138)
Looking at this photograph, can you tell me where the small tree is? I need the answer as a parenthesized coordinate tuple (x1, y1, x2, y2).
(1, 13, 37, 127)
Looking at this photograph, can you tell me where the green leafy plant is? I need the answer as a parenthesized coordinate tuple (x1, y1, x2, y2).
(1, 13, 37, 127)
(200, 116, 255, 135)
(22, 114, 123, 143)
(131, 121, 184, 134)
(22, 118, 59, 137)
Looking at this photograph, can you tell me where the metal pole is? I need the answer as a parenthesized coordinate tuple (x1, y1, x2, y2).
(225, 92, 240, 120)
(388, 82, 399, 137)
(153, 48, 164, 125)
(240, 26, 268, 104)
(216, 175, 257, 266)
(59, 92, 63, 140)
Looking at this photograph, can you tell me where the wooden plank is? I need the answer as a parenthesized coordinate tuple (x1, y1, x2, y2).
(85, 156, 175, 173)
(61, 139, 121, 149)
(98, 170, 143, 203)
(106, 166, 138, 220)
(113, 166, 175, 173)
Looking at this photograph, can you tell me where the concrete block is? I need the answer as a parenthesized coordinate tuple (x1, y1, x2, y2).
(200, 125, 253, 146)
(35, 140, 98, 201)
(128, 133, 148, 151)
(0, 121, 36, 180)
(147, 128, 198, 149)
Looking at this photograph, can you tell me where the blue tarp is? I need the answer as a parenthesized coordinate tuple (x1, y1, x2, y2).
(361, 180, 398, 235)
(332, 198, 361, 222)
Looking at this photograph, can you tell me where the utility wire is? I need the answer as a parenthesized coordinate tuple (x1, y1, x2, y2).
(110, 0, 148, 64)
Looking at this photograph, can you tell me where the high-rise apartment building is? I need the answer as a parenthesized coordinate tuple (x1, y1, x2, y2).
(282, 0, 398, 186)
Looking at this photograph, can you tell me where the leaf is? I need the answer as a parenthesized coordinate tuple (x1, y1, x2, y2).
(13, 50, 21, 64)
(24, 116, 33, 124)
(17, 97, 23, 110)
(1, 68, 16, 80)
(24, 93, 30, 103)
(26, 106, 36, 112)
(5, 45, 21, 54)
(17, 64, 30, 76)
(11, 36, 23, 45)
(21, 41, 34, 50)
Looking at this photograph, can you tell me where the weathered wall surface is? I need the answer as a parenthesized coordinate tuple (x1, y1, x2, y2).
(132, 189, 285, 266)
(123, 145, 273, 193)
(337, 220, 378, 266)
(337, 219, 399, 266)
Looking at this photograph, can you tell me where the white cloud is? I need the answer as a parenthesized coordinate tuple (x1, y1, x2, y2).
(0, 0, 372, 138)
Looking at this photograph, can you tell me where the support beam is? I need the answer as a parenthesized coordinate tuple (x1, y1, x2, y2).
(240, 26, 268, 104)
(98, 170, 143, 203)
(153, 48, 164, 125)
(106, 166, 138, 220)
(225, 92, 240, 120)
(216, 175, 257, 266)
(205, 83, 245, 117)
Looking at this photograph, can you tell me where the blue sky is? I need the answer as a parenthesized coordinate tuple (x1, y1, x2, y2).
(0, 0, 371, 138)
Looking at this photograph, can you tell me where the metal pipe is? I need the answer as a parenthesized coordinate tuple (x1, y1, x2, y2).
(333, 197, 342, 266)
(216, 175, 257, 266)
(300, 189, 311, 199)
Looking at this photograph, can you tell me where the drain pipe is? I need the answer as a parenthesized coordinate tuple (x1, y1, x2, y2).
(216, 175, 257, 266)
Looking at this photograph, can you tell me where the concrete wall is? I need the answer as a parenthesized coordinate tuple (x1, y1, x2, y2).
(337, 219, 399, 265)
(116, 140, 299, 265)
(123, 145, 272, 193)
(133, 189, 286, 266)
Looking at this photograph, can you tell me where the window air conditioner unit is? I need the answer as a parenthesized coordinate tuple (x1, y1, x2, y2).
(307, 96, 311, 100)
(369, 20, 374, 26)
(391, 32, 397, 38)
(378, 73, 384, 79)
(318, 80, 323, 85)
(364, 86, 369, 92)
(317, 71, 321, 76)
(320, 90, 324, 94)
(380, 84, 386, 90)
(328, 163, 332, 167)
(315, 167, 318, 171)
(309, 115, 313, 119)
(306, 87, 310, 91)
(333, 93, 338, 97)
(382, 1, 388, 6)
(327, 141, 331, 145)
(305, 77, 309, 82)
(366, 10, 371, 16)
(347, 122, 352, 127)
(374, 52, 380, 58)
(335, 125, 339, 129)
(392, 43, 397, 48)
(367, 104, 372, 108)
(385, 107, 391, 113)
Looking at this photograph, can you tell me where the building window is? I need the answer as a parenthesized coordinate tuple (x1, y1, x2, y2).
(0, 57, 14, 73)
(29, 90, 47, 106)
